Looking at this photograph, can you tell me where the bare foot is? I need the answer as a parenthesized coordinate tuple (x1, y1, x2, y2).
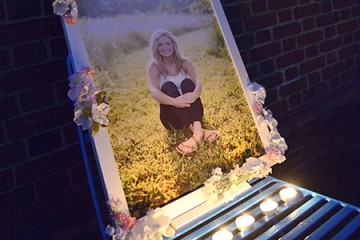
(203, 129, 219, 143)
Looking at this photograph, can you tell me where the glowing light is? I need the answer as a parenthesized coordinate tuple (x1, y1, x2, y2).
(280, 187, 297, 203)
(212, 229, 233, 240)
(260, 200, 278, 215)
(236, 215, 255, 231)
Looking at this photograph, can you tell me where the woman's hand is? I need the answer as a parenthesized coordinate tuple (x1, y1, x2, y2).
(172, 95, 192, 108)
(182, 92, 198, 103)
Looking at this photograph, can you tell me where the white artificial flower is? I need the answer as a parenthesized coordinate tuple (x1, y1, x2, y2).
(211, 167, 223, 176)
(74, 107, 92, 130)
(52, 0, 70, 16)
(92, 103, 110, 126)
(105, 225, 115, 236)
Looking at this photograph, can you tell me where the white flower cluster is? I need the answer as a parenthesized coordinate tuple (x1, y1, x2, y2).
(203, 157, 272, 203)
(130, 208, 175, 240)
(52, 0, 78, 17)
(68, 68, 110, 131)
(249, 82, 288, 163)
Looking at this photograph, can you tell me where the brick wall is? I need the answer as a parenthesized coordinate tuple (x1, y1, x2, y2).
(1, 0, 359, 239)
(0, 1, 106, 239)
(222, 0, 360, 206)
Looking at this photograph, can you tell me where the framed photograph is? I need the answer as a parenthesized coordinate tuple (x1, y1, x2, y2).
(55, 0, 286, 237)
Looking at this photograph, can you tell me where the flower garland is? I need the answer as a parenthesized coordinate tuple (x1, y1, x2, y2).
(105, 198, 137, 240)
(105, 198, 175, 240)
(67, 68, 110, 135)
(249, 82, 288, 164)
(52, 0, 78, 24)
(202, 82, 287, 203)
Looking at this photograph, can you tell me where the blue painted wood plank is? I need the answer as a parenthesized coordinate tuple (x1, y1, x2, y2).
(279, 200, 340, 240)
(306, 205, 356, 240)
(182, 182, 285, 239)
(255, 196, 325, 240)
(331, 214, 360, 239)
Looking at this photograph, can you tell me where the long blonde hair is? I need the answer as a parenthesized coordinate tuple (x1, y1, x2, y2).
(149, 29, 185, 75)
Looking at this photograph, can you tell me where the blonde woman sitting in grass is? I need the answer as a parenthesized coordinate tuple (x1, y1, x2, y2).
(147, 29, 219, 155)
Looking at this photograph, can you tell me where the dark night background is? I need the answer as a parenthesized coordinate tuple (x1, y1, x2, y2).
(1, 0, 359, 239)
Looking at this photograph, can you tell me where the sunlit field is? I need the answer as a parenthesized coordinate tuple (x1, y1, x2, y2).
(81, 13, 264, 218)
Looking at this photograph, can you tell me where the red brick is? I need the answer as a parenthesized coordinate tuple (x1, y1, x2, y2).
(308, 71, 321, 86)
(278, 10, 293, 23)
(343, 32, 353, 45)
(273, 22, 302, 39)
(0, 142, 27, 167)
(345, 57, 356, 69)
(340, 8, 351, 20)
(13, 42, 48, 67)
(0, 169, 13, 192)
(1, 60, 67, 94)
(223, 3, 251, 20)
(329, 76, 341, 89)
(285, 66, 298, 80)
(246, 64, 258, 79)
(265, 88, 278, 104)
(336, 19, 358, 34)
(269, 0, 298, 10)
(257, 72, 284, 88)
(235, 34, 255, 49)
(229, 20, 244, 36)
(289, 93, 303, 108)
(0, 96, 19, 119)
(0, 185, 36, 215)
(297, 30, 323, 47)
(282, 37, 297, 51)
(0, 213, 23, 239)
(36, 171, 70, 199)
(280, 78, 307, 98)
(302, 18, 316, 31)
(6, 104, 74, 139)
(7, 0, 41, 19)
(321, 62, 345, 79)
(320, 1, 332, 12)
(299, 56, 326, 74)
(305, 45, 319, 58)
(319, 37, 342, 53)
(351, 5, 360, 17)
(28, 130, 63, 157)
(15, 145, 83, 184)
(259, 59, 275, 75)
(22, 186, 93, 231)
(316, 12, 340, 27)
(341, 68, 357, 83)
(20, 85, 56, 112)
(303, 82, 329, 101)
(294, 4, 320, 19)
(0, 2, 5, 21)
(249, 42, 281, 62)
(0, 48, 11, 71)
(333, 0, 356, 9)
(276, 49, 305, 68)
(251, 0, 267, 13)
(255, 30, 271, 44)
(326, 52, 338, 64)
(324, 26, 336, 38)
(268, 99, 288, 115)
(0, 17, 63, 47)
(244, 13, 277, 31)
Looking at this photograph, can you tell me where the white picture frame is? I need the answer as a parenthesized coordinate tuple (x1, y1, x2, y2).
(55, 0, 287, 237)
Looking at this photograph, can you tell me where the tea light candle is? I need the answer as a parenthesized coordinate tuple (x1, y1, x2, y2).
(280, 187, 297, 203)
(212, 229, 233, 240)
(235, 215, 255, 231)
(260, 200, 278, 215)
